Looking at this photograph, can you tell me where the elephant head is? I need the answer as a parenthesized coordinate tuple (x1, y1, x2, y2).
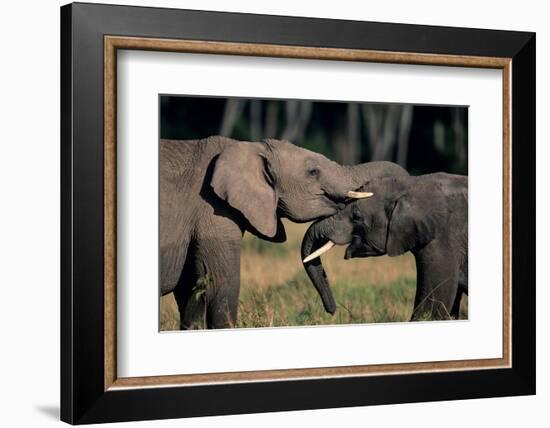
(301, 173, 465, 314)
(211, 138, 408, 241)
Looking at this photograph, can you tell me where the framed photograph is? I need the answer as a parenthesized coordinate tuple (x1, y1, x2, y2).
(60, 2, 535, 424)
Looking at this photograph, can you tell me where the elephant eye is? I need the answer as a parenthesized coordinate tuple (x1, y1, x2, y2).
(308, 168, 320, 178)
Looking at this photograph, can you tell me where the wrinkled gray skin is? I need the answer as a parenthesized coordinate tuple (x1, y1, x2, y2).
(302, 173, 468, 320)
(160, 136, 407, 329)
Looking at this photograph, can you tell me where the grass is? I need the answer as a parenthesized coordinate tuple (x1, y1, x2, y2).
(236, 273, 419, 328)
(160, 220, 467, 330)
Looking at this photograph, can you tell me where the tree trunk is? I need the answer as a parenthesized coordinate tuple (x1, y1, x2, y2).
(451, 108, 467, 172)
(265, 101, 279, 138)
(219, 99, 245, 137)
(281, 100, 312, 142)
(361, 104, 412, 163)
(249, 99, 262, 141)
(396, 105, 413, 167)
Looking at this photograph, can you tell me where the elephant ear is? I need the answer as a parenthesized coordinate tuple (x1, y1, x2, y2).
(386, 194, 440, 256)
(211, 141, 280, 239)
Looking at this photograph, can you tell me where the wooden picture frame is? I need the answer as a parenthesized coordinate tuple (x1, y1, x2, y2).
(61, 2, 535, 424)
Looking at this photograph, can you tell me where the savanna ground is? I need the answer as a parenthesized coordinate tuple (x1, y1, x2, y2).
(160, 221, 467, 330)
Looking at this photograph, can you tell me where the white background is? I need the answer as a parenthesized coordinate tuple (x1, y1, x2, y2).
(0, 0, 546, 427)
(118, 51, 503, 377)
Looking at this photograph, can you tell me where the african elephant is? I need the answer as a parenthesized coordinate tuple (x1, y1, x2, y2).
(160, 135, 407, 329)
(301, 173, 468, 320)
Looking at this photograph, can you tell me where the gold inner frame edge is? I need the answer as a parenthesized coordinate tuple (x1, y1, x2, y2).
(103, 36, 512, 391)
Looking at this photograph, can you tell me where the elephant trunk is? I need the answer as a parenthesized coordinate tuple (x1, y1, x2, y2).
(301, 220, 336, 314)
(301, 213, 356, 314)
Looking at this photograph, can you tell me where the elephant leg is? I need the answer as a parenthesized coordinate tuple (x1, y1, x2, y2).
(411, 276, 458, 321)
(161, 236, 202, 329)
(173, 242, 207, 330)
(206, 275, 240, 329)
(160, 237, 190, 296)
(411, 242, 459, 321)
(173, 240, 241, 329)
(173, 213, 242, 329)
(450, 289, 463, 319)
(199, 238, 241, 329)
(173, 283, 206, 330)
(411, 285, 430, 321)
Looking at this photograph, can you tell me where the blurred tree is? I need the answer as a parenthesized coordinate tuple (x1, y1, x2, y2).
(219, 99, 244, 136)
(281, 100, 312, 142)
(396, 105, 414, 167)
(333, 103, 360, 165)
(361, 104, 413, 167)
(249, 100, 262, 141)
(160, 96, 467, 175)
(264, 101, 279, 137)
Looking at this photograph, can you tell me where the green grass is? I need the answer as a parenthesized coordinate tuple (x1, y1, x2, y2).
(160, 272, 469, 330)
(236, 272, 418, 328)
(159, 220, 467, 330)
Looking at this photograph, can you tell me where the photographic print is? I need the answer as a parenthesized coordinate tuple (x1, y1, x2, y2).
(62, 6, 534, 422)
(159, 95, 468, 330)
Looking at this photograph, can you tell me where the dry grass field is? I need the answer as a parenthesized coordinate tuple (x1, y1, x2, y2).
(160, 220, 467, 330)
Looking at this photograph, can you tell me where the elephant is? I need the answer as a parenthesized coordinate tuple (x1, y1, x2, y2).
(301, 172, 468, 320)
(160, 135, 408, 329)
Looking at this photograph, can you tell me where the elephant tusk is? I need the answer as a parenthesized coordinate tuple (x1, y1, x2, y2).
(303, 241, 336, 263)
(347, 191, 374, 199)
